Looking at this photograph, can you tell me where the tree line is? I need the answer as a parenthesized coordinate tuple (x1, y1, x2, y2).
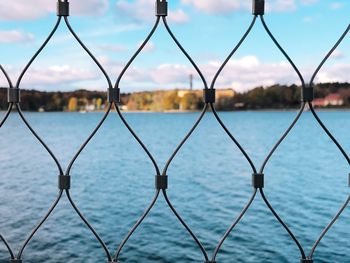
(1, 82, 350, 112)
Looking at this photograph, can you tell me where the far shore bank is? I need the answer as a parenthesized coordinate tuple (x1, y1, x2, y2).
(1, 108, 350, 114)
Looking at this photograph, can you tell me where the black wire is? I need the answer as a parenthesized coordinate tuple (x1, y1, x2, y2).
(260, 16, 305, 88)
(66, 190, 112, 261)
(63, 15, 118, 262)
(113, 13, 213, 261)
(260, 103, 306, 173)
(212, 190, 257, 261)
(310, 24, 350, 86)
(208, 16, 260, 261)
(308, 103, 350, 165)
(18, 190, 63, 258)
(309, 194, 350, 258)
(211, 104, 257, 173)
(303, 22, 350, 260)
(16, 104, 64, 175)
(256, 16, 308, 260)
(162, 17, 208, 89)
(162, 105, 207, 175)
(163, 189, 209, 261)
(114, 190, 160, 261)
(0, 234, 14, 259)
(1, 1, 349, 262)
(161, 16, 212, 174)
(306, 102, 350, 258)
(0, 65, 14, 128)
(0, 17, 65, 262)
(0, 64, 13, 88)
(11, 13, 117, 261)
(64, 17, 113, 89)
(16, 17, 62, 89)
(113, 18, 161, 175)
(260, 189, 306, 259)
(115, 104, 161, 175)
(13, 17, 64, 174)
(257, 14, 307, 260)
(210, 16, 257, 90)
(115, 17, 160, 89)
(0, 104, 13, 128)
(67, 104, 112, 175)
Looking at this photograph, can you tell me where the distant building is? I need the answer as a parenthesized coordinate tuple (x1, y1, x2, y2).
(85, 104, 95, 112)
(177, 88, 235, 99)
(313, 93, 344, 107)
(177, 88, 235, 110)
(216, 89, 235, 99)
(313, 98, 326, 107)
(324, 93, 344, 106)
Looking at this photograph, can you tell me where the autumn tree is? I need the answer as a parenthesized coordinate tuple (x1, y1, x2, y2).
(68, 97, 78, 111)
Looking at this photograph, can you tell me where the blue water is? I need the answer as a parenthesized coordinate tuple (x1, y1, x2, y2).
(0, 111, 349, 263)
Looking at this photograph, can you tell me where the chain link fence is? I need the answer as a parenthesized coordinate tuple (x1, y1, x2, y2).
(1, 0, 349, 262)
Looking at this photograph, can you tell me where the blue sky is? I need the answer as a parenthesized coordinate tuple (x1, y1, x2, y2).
(0, 0, 349, 92)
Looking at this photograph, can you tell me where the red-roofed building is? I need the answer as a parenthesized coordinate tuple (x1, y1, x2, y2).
(324, 93, 344, 106)
(313, 93, 344, 107)
(313, 98, 326, 107)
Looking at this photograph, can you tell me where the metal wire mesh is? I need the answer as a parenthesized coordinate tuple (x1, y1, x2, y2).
(1, 0, 349, 262)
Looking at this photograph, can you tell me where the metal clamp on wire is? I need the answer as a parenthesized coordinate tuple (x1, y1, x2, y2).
(59, 175, 71, 190)
(253, 0, 265, 15)
(205, 261, 216, 263)
(300, 258, 313, 263)
(155, 0, 168, 17)
(302, 85, 314, 102)
(57, 0, 69, 17)
(108, 88, 120, 103)
(252, 173, 264, 188)
(203, 89, 216, 103)
(7, 88, 20, 103)
(348, 173, 350, 187)
(9, 259, 22, 263)
(155, 175, 168, 190)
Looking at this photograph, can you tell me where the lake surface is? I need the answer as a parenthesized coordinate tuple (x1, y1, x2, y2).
(0, 110, 349, 263)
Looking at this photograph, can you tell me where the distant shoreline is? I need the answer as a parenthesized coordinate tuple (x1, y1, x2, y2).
(1, 82, 350, 112)
(1, 108, 350, 113)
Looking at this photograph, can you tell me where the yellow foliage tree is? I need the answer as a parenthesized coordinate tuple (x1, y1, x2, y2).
(96, 98, 103, 110)
(68, 97, 78, 112)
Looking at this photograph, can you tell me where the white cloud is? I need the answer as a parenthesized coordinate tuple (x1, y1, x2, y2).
(71, 0, 109, 16)
(268, 0, 296, 12)
(108, 55, 350, 92)
(25, 65, 99, 87)
(0, 0, 109, 21)
(300, 0, 318, 5)
(330, 50, 345, 59)
(97, 44, 128, 53)
(330, 2, 343, 10)
(101, 55, 306, 92)
(0, 30, 34, 43)
(116, 0, 189, 24)
(316, 64, 350, 83)
(201, 56, 302, 92)
(138, 41, 155, 52)
(180, 0, 244, 15)
(2, 55, 349, 92)
(0, 0, 52, 21)
(169, 9, 189, 23)
(0, 65, 99, 90)
(180, 0, 297, 14)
